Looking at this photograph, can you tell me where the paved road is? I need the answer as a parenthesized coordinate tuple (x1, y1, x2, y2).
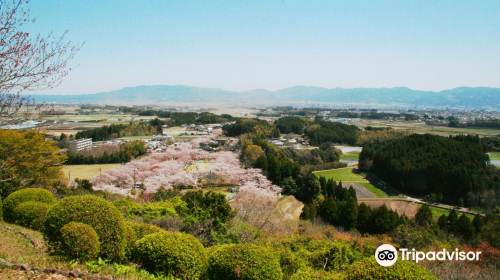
(342, 183, 377, 198)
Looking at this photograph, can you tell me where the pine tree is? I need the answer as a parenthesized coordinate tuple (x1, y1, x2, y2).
(415, 204, 433, 227)
(437, 214, 447, 230)
(357, 203, 373, 233)
(472, 215, 483, 232)
(456, 214, 475, 240)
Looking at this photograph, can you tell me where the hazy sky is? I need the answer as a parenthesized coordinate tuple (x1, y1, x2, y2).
(23, 0, 500, 95)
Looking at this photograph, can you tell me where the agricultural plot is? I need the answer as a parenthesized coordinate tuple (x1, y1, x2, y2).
(62, 164, 121, 180)
(361, 200, 419, 217)
(314, 168, 367, 183)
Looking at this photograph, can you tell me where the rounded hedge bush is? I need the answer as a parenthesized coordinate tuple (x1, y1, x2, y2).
(135, 231, 207, 280)
(43, 195, 126, 261)
(124, 221, 164, 260)
(3, 188, 56, 222)
(60, 222, 100, 261)
(207, 244, 283, 280)
(12, 201, 50, 230)
(345, 257, 436, 280)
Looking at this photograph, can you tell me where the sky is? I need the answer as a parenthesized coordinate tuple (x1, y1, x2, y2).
(21, 0, 500, 95)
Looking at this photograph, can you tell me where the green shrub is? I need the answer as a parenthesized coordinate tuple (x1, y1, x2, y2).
(43, 195, 126, 261)
(124, 221, 164, 260)
(290, 270, 345, 280)
(60, 222, 100, 261)
(135, 231, 206, 280)
(3, 188, 56, 222)
(207, 244, 283, 280)
(0, 196, 3, 221)
(345, 257, 436, 280)
(12, 201, 50, 230)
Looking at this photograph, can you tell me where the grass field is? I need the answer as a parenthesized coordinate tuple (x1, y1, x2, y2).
(360, 183, 388, 197)
(62, 164, 121, 180)
(420, 205, 474, 220)
(341, 151, 360, 160)
(314, 168, 367, 183)
(488, 153, 500, 160)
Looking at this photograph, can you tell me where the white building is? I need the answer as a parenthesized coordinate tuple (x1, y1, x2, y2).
(69, 138, 92, 152)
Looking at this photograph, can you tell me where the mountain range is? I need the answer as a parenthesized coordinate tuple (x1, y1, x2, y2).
(29, 85, 500, 108)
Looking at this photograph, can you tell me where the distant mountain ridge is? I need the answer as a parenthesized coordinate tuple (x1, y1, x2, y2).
(29, 85, 500, 108)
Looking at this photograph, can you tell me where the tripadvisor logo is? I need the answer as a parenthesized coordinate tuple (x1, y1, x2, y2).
(375, 244, 398, 266)
(375, 244, 482, 266)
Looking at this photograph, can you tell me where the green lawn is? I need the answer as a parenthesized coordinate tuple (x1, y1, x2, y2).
(360, 183, 388, 197)
(488, 153, 500, 160)
(314, 168, 367, 183)
(420, 205, 474, 220)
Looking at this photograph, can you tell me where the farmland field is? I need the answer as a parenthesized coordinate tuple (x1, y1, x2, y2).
(359, 183, 388, 197)
(314, 168, 367, 183)
(62, 164, 121, 180)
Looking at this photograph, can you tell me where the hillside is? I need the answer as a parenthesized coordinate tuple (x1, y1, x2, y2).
(28, 85, 500, 108)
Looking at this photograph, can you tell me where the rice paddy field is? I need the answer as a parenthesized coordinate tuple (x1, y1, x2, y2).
(61, 164, 121, 180)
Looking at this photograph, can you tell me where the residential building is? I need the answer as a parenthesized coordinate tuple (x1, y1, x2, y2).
(69, 138, 92, 152)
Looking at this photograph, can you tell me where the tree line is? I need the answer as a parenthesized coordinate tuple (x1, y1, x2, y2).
(359, 134, 500, 207)
(65, 140, 147, 164)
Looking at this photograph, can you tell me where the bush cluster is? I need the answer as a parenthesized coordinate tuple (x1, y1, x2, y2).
(207, 244, 283, 280)
(12, 201, 50, 230)
(289, 270, 344, 280)
(345, 257, 436, 280)
(60, 222, 100, 261)
(124, 221, 164, 259)
(135, 231, 206, 280)
(3, 188, 56, 222)
(43, 195, 126, 261)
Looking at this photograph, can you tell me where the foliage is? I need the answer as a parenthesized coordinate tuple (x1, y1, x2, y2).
(345, 257, 436, 280)
(124, 221, 165, 260)
(113, 196, 185, 222)
(289, 270, 344, 280)
(60, 222, 100, 261)
(43, 195, 126, 261)
(0, 196, 2, 221)
(357, 128, 412, 146)
(0, 130, 66, 197)
(304, 121, 361, 146)
(12, 201, 50, 230)
(3, 187, 57, 222)
(181, 190, 235, 228)
(360, 134, 498, 205)
(275, 117, 307, 134)
(206, 244, 283, 280)
(75, 123, 156, 141)
(66, 140, 147, 164)
(135, 231, 207, 280)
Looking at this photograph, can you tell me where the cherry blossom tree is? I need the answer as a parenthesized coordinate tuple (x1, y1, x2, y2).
(0, 0, 83, 124)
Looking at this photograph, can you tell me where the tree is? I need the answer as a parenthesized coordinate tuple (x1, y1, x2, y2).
(0, 0, 83, 124)
(415, 204, 433, 227)
(456, 214, 475, 240)
(0, 129, 66, 197)
(357, 202, 373, 233)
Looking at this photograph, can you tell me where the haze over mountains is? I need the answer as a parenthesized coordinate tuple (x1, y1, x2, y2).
(30, 85, 500, 108)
